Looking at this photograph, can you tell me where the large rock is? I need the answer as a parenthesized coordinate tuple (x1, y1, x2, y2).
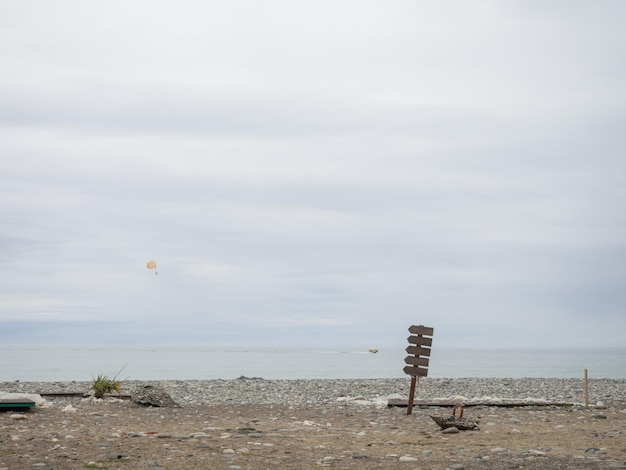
(130, 385, 178, 407)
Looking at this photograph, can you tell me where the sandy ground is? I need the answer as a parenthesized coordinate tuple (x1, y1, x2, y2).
(2, 399, 626, 469)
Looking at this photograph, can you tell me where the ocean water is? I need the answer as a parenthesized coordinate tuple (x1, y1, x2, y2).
(0, 346, 624, 382)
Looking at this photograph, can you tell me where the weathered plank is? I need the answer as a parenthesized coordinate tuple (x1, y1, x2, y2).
(39, 392, 87, 397)
(407, 335, 433, 347)
(405, 345, 431, 356)
(403, 365, 429, 377)
(408, 325, 434, 336)
(404, 356, 430, 367)
(388, 399, 575, 408)
(37, 392, 131, 399)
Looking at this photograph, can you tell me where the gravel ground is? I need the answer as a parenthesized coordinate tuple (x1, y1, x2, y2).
(3, 377, 625, 406)
(1, 378, 625, 469)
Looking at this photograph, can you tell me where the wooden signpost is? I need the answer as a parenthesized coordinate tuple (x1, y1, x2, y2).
(403, 324, 434, 415)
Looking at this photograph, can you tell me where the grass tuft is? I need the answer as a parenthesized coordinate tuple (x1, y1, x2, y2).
(90, 364, 126, 399)
(91, 374, 122, 398)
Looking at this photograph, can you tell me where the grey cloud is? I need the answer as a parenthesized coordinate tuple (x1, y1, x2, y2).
(1, 1, 625, 348)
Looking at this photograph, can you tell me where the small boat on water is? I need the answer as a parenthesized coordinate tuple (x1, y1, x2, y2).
(368, 348, 379, 353)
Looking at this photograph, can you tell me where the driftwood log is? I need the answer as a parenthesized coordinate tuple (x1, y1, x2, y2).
(430, 414, 480, 430)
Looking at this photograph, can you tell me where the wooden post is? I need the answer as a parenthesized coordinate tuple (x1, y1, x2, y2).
(407, 376, 417, 415)
(584, 369, 589, 408)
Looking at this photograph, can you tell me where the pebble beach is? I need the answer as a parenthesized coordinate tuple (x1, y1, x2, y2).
(2, 377, 626, 407)
(2, 378, 625, 469)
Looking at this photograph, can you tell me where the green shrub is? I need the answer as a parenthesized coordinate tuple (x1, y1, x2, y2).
(91, 373, 122, 399)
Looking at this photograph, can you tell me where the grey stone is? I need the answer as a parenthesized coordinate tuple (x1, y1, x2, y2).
(130, 384, 178, 407)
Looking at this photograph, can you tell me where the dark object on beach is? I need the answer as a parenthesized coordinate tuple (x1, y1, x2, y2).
(431, 403, 479, 431)
(130, 385, 178, 407)
(0, 398, 36, 412)
(430, 414, 480, 431)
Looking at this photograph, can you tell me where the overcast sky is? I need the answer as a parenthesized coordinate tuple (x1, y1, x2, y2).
(1, 1, 625, 349)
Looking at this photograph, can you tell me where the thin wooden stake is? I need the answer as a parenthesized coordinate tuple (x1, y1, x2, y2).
(407, 375, 417, 415)
(585, 369, 589, 408)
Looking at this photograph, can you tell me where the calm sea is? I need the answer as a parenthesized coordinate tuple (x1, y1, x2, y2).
(0, 346, 624, 382)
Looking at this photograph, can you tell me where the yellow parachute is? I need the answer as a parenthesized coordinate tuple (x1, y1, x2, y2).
(146, 260, 157, 274)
